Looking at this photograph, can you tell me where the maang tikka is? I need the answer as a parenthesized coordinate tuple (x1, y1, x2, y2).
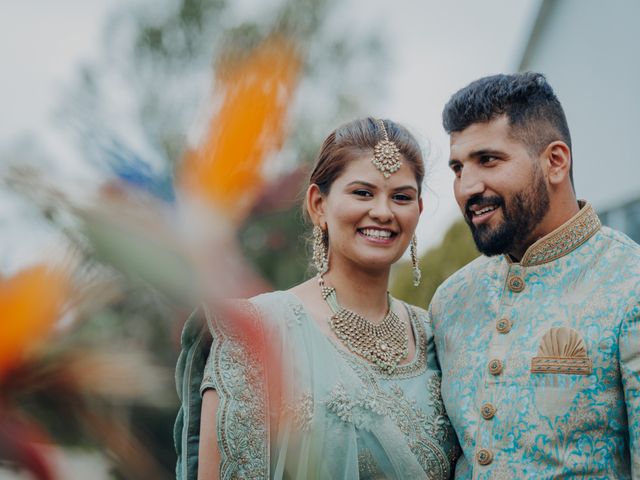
(372, 119, 402, 178)
(410, 234, 421, 287)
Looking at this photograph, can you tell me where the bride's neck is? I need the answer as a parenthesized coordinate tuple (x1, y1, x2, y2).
(322, 265, 390, 319)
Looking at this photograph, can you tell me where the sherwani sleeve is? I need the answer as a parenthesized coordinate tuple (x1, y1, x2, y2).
(620, 300, 640, 475)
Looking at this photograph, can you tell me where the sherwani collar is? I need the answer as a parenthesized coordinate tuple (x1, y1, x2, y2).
(507, 201, 601, 267)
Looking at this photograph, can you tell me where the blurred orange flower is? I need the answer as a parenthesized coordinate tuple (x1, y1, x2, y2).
(0, 265, 70, 379)
(178, 36, 301, 223)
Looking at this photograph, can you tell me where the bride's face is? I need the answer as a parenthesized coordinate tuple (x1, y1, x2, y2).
(311, 153, 422, 273)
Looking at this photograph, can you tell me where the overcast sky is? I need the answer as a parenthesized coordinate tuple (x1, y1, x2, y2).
(0, 0, 539, 271)
(358, 0, 540, 250)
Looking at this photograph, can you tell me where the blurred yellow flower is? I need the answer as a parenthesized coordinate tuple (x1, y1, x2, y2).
(178, 36, 301, 223)
(0, 265, 70, 379)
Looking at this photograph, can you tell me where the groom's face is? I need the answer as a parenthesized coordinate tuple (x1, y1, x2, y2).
(448, 116, 550, 257)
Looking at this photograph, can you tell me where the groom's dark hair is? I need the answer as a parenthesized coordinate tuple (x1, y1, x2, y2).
(442, 72, 573, 184)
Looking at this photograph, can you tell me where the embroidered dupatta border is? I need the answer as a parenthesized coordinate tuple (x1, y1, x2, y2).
(204, 301, 270, 479)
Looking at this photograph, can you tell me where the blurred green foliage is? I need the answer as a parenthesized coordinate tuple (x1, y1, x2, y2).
(241, 207, 312, 289)
(391, 219, 480, 308)
(61, 0, 387, 291)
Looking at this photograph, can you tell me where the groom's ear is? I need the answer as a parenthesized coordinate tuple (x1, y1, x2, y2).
(540, 140, 571, 187)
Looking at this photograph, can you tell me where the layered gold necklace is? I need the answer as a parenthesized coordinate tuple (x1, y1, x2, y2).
(321, 284, 408, 373)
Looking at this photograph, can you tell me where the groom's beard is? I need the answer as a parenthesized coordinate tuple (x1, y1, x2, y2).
(464, 168, 550, 257)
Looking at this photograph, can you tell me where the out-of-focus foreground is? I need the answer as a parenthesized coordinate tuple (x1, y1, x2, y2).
(0, 0, 386, 477)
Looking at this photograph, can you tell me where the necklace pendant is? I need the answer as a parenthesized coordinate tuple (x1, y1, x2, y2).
(324, 287, 409, 373)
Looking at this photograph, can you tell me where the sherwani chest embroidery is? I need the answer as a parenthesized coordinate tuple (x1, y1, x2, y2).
(431, 202, 640, 479)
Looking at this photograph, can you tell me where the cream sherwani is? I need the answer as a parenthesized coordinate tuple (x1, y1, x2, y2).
(430, 203, 640, 479)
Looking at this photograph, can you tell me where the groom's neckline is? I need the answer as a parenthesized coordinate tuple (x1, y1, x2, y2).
(508, 201, 601, 267)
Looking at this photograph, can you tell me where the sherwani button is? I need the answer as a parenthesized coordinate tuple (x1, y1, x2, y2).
(496, 318, 512, 333)
(488, 359, 503, 375)
(508, 275, 525, 292)
(481, 403, 496, 420)
(476, 448, 494, 466)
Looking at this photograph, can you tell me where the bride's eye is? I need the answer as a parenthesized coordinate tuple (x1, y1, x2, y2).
(393, 193, 412, 202)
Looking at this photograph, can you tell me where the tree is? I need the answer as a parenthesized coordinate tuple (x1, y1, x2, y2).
(57, 0, 386, 289)
(391, 219, 480, 308)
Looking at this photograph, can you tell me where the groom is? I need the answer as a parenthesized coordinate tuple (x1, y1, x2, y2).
(430, 72, 639, 478)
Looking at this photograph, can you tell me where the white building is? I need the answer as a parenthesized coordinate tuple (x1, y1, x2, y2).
(518, 0, 640, 241)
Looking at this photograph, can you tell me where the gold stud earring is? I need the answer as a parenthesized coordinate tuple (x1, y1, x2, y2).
(410, 234, 421, 287)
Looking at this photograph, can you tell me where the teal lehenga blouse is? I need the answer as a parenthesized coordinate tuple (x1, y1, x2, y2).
(175, 290, 460, 479)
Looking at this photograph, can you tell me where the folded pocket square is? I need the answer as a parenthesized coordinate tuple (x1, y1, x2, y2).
(530, 327, 593, 375)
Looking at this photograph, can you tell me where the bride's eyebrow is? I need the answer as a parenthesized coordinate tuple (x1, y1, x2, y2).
(346, 181, 377, 189)
(393, 185, 418, 192)
(346, 181, 417, 192)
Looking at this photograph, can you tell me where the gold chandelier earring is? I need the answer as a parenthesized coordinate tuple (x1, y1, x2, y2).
(410, 234, 421, 287)
(312, 225, 329, 279)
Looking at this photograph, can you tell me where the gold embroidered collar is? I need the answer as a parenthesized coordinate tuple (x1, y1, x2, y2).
(515, 201, 601, 267)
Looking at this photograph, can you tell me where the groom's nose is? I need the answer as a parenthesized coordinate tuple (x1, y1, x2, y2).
(456, 168, 486, 204)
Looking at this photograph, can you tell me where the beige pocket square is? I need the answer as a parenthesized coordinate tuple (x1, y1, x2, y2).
(531, 327, 592, 375)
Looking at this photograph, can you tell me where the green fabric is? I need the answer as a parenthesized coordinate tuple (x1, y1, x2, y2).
(175, 291, 460, 479)
(174, 308, 211, 480)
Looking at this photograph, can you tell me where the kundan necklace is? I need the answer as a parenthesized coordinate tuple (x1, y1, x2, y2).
(320, 282, 409, 373)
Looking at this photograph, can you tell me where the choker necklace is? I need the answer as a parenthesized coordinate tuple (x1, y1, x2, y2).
(320, 283, 408, 373)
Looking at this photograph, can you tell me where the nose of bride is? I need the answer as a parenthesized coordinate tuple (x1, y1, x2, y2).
(368, 201, 394, 223)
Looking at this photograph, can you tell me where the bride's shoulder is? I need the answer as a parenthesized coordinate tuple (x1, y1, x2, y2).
(394, 299, 433, 334)
(394, 298, 428, 319)
(248, 289, 305, 323)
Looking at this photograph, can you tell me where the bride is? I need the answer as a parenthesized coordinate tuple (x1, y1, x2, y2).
(176, 117, 460, 479)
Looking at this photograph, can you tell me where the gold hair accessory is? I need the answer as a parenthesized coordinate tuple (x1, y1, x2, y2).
(372, 119, 402, 178)
(322, 285, 408, 372)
